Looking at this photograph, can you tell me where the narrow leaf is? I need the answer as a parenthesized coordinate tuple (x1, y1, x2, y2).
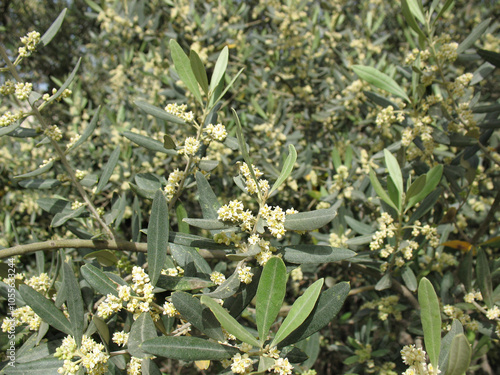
(212, 67, 245, 107)
(62, 263, 84, 347)
(369, 168, 399, 212)
(210, 46, 229, 93)
(457, 19, 491, 54)
(44, 58, 81, 105)
(439, 319, 464, 371)
(18, 179, 61, 189)
(41, 8, 67, 46)
(183, 218, 235, 230)
(407, 165, 443, 210)
(406, 174, 426, 201)
(284, 207, 337, 231)
(270, 144, 297, 193)
(445, 334, 471, 375)
(201, 295, 260, 347)
(401, 266, 418, 292)
(406, 0, 426, 25)
(256, 257, 287, 342)
(67, 106, 101, 153)
(418, 277, 441, 368)
(123, 131, 177, 155)
(190, 50, 209, 94)
(282, 245, 355, 264)
(18, 285, 72, 335)
(135, 100, 186, 125)
(279, 282, 350, 347)
(196, 171, 221, 219)
(352, 65, 410, 102)
(172, 291, 224, 342)
(128, 312, 158, 358)
(95, 145, 120, 194)
(141, 336, 238, 361)
(80, 264, 118, 297)
(148, 190, 169, 286)
(476, 248, 493, 308)
(14, 160, 54, 179)
(384, 149, 403, 196)
(170, 39, 203, 105)
(271, 279, 324, 347)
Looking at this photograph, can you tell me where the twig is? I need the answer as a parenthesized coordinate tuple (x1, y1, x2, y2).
(0, 239, 227, 260)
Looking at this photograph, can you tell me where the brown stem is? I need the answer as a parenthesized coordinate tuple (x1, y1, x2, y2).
(0, 239, 226, 260)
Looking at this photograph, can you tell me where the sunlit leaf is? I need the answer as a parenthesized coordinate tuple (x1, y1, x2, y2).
(418, 277, 441, 368)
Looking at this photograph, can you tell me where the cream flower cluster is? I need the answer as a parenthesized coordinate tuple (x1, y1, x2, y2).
(401, 345, 440, 375)
(270, 358, 294, 375)
(442, 304, 478, 331)
(362, 295, 402, 321)
(230, 353, 253, 373)
(97, 266, 160, 320)
(127, 357, 143, 375)
(14, 82, 32, 100)
(237, 266, 254, 284)
(164, 168, 184, 201)
(54, 335, 109, 375)
(44, 125, 63, 141)
(0, 111, 24, 127)
(178, 136, 200, 156)
(164, 103, 194, 122)
(239, 162, 269, 195)
(112, 331, 129, 346)
(210, 271, 226, 285)
(0, 80, 15, 95)
(204, 123, 227, 143)
(18, 30, 41, 57)
(161, 266, 184, 277)
(1, 305, 42, 332)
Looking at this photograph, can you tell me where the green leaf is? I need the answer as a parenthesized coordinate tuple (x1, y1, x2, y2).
(128, 312, 158, 358)
(80, 264, 119, 297)
(232, 109, 259, 189)
(169, 243, 212, 276)
(123, 131, 177, 155)
(279, 282, 350, 347)
(190, 50, 209, 95)
(210, 46, 229, 94)
(18, 179, 61, 189)
(384, 149, 403, 197)
(201, 295, 260, 347)
(445, 334, 471, 375)
(406, 174, 427, 201)
(457, 18, 491, 54)
(176, 202, 189, 234)
(172, 291, 225, 342)
(95, 145, 120, 194)
(401, 0, 426, 40)
(134, 100, 186, 125)
(196, 171, 221, 219)
(352, 65, 410, 102)
(375, 273, 392, 291)
(2, 356, 62, 374)
(141, 336, 238, 361)
(183, 218, 235, 230)
(51, 206, 86, 227)
(408, 187, 443, 223)
(92, 315, 110, 345)
(344, 216, 375, 235)
(439, 319, 464, 371)
(477, 48, 500, 68)
(14, 160, 54, 179)
(401, 266, 418, 292)
(212, 68, 245, 107)
(148, 190, 169, 286)
(284, 207, 337, 231)
(40, 8, 67, 46)
(202, 270, 241, 299)
(435, 0, 455, 21)
(44, 58, 81, 105)
(418, 277, 441, 368)
(406, 0, 426, 25)
(270, 144, 297, 194)
(169, 39, 203, 105)
(18, 285, 72, 335)
(62, 263, 84, 347)
(156, 275, 214, 291)
(369, 168, 399, 212)
(271, 279, 324, 347)
(66, 106, 101, 153)
(282, 245, 355, 264)
(163, 134, 176, 150)
(476, 248, 493, 308)
(256, 257, 287, 342)
(37, 198, 72, 214)
(83, 250, 118, 267)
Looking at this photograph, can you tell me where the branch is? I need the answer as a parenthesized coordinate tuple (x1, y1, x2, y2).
(0, 239, 227, 260)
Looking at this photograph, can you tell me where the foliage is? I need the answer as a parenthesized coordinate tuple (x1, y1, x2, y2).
(0, 0, 499, 374)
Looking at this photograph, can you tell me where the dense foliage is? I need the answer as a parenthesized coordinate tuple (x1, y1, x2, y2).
(0, 0, 499, 374)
